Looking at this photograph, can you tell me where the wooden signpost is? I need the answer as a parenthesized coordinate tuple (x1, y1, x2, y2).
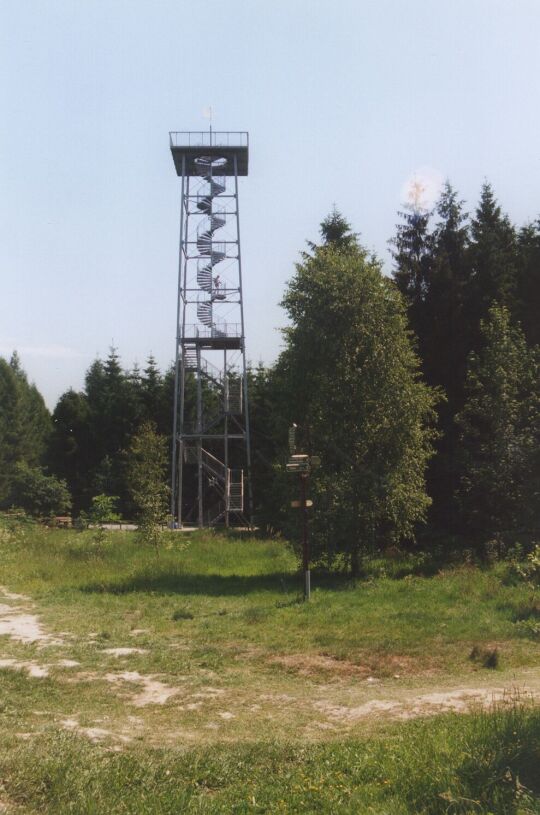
(287, 425, 315, 600)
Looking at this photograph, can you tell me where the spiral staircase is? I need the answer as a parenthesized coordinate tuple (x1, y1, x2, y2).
(182, 155, 244, 525)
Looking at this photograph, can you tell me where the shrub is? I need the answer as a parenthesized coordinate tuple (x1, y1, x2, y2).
(172, 608, 194, 621)
(8, 464, 71, 518)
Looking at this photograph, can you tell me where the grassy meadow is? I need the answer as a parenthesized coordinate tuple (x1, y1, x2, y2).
(0, 521, 539, 813)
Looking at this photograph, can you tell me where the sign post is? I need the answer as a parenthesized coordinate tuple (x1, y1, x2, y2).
(286, 425, 314, 601)
(300, 472, 310, 600)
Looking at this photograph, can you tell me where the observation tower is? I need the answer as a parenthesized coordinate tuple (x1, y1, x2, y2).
(169, 130, 252, 527)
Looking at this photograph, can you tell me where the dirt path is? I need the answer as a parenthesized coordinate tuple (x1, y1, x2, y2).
(1, 585, 539, 746)
(312, 675, 540, 724)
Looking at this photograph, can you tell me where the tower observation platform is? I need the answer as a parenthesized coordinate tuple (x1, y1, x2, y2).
(170, 131, 249, 176)
(169, 130, 252, 528)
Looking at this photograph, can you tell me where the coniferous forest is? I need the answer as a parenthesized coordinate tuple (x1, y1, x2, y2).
(1, 182, 539, 570)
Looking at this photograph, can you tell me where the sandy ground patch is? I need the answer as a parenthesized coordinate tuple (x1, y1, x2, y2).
(106, 671, 181, 706)
(0, 606, 59, 646)
(0, 658, 82, 678)
(0, 658, 50, 678)
(0, 588, 29, 602)
(61, 717, 131, 744)
(0, 588, 63, 646)
(314, 683, 540, 723)
(315, 699, 400, 720)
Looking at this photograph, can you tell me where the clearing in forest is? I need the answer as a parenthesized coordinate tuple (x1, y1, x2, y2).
(0, 525, 539, 813)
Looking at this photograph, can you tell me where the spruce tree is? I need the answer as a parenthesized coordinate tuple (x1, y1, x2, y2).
(316, 207, 357, 250)
(47, 389, 91, 512)
(467, 183, 519, 346)
(8, 351, 51, 467)
(517, 221, 540, 347)
(418, 184, 471, 532)
(390, 202, 434, 381)
(0, 359, 21, 504)
(456, 305, 540, 546)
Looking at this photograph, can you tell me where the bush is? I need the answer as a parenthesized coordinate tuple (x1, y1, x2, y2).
(7, 464, 71, 518)
(88, 494, 121, 526)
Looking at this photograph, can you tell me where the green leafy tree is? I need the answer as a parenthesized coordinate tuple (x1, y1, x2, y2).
(275, 215, 439, 574)
(88, 494, 121, 525)
(9, 463, 72, 518)
(247, 363, 289, 529)
(456, 305, 540, 546)
(77, 494, 121, 549)
(127, 422, 170, 551)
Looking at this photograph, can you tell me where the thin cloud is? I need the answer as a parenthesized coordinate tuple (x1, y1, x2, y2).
(0, 343, 84, 360)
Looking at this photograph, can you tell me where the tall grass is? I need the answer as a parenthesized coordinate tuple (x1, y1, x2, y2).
(2, 698, 539, 813)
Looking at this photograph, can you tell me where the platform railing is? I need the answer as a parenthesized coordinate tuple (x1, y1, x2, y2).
(183, 323, 242, 339)
(170, 131, 249, 148)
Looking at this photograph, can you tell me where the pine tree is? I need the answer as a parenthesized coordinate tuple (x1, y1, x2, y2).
(467, 183, 519, 345)
(0, 355, 53, 508)
(517, 221, 540, 347)
(141, 355, 164, 425)
(414, 184, 471, 532)
(390, 203, 434, 376)
(317, 207, 358, 250)
(456, 305, 540, 546)
(0, 358, 21, 504)
(8, 351, 51, 467)
(47, 389, 91, 512)
(424, 183, 470, 399)
(84, 348, 143, 512)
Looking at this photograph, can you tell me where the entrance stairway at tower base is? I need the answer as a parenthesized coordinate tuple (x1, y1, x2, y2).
(184, 446, 244, 526)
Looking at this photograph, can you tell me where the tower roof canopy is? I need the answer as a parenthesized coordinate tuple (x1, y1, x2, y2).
(169, 131, 249, 177)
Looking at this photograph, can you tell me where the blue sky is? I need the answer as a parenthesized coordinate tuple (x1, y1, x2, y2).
(1, 0, 539, 407)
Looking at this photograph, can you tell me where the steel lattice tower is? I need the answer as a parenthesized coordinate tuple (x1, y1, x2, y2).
(169, 131, 252, 528)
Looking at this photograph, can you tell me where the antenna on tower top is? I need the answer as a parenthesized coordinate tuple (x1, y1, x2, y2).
(409, 177, 426, 212)
(203, 106, 213, 143)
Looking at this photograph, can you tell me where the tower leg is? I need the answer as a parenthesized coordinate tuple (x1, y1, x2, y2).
(196, 344, 203, 528)
(224, 348, 229, 528)
(171, 157, 186, 522)
(234, 154, 254, 526)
